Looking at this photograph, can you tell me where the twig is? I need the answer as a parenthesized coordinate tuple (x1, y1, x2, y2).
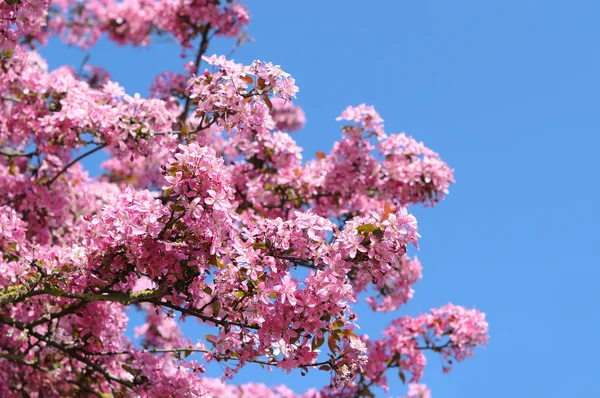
(46, 143, 107, 186)
(179, 24, 212, 125)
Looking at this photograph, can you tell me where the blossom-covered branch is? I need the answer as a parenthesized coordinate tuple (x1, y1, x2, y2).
(0, 2, 487, 397)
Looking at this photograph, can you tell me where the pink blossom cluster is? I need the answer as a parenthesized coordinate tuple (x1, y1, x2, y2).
(270, 98, 306, 133)
(365, 255, 423, 312)
(299, 105, 455, 217)
(150, 63, 196, 115)
(102, 134, 181, 189)
(48, 0, 249, 49)
(87, 187, 168, 251)
(0, 0, 49, 50)
(129, 351, 206, 397)
(1, 47, 174, 158)
(0, 205, 27, 286)
(329, 207, 421, 313)
(0, 205, 26, 252)
(201, 378, 321, 398)
(189, 55, 298, 136)
(403, 384, 432, 398)
(134, 303, 185, 349)
(363, 304, 489, 391)
(378, 133, 455, 206)
(337, 104, 386, 139)
(79, 64, 113, 88)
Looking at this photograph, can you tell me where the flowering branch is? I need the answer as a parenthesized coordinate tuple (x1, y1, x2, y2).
(179, 24, 211, 125)
(0, 2, 486, 396)
(46, 143, 107, 186)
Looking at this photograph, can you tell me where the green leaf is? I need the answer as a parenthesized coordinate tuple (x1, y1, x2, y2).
(180, 123, 190, 135)
(357, 224, 376, 234)
(211, 301, 220, 315)
(252, 241, 267, 250)
(71, 324, 80, 338)
(205, 334, 218, 344)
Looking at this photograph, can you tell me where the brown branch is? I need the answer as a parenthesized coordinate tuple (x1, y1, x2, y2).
(0, 316, 134, 390)
(27, 328, 135, 389)
(145, 299, 257, 330)
(179, 24, 211, 125)
(87, 346, 341, 369)
(352, 340, 455, 397)
(46, 143, 107, 186)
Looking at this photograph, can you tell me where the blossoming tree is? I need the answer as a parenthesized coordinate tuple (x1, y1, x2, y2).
(0, 1, 488, 397)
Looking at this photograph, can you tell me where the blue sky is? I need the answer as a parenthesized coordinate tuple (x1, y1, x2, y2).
(41, 0, 600, 396)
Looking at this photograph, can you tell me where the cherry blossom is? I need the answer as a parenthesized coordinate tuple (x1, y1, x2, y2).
(0, 1, 487, 397)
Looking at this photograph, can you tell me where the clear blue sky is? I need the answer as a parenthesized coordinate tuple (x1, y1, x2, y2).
(41, 1, 600, 396)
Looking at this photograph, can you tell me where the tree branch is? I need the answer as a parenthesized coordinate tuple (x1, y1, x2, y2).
(87, 346, 341, 369)
(146, 299, 258, 330)
(47, 143, 107, 186)
(179, 24, 211, 125)
(0, 316, 134, 390)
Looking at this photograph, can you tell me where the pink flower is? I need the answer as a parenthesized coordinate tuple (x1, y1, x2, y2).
(205, 189, 230, 211)
(273, 274, 298, 306)
(405, 384, 432, 398)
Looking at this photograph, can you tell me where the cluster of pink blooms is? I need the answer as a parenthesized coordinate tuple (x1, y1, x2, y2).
(0, 1, 487, 397)
(0, 0, 49, 50)
(48, 0, 249, 49)
(1, 0, 248, 50)
(378, 133, 455, 206)
(189, 55, 298, 136)
(1, 46, 173, 158)
(403, 384, 432, 398)
(0, 205, 27, 286)
(270, 98, 306, 133)
(363, 304, 489, 392)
